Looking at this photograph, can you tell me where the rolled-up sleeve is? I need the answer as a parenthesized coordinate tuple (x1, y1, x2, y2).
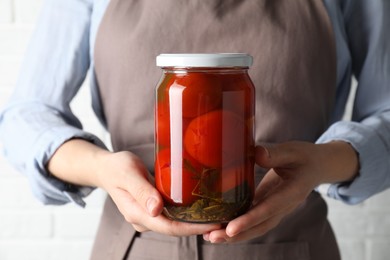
(0, 0, 105, 206)
(318, 0, 390, 204)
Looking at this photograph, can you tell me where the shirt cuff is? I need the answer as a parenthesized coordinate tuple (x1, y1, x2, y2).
(316, 120, 390, 204)
(28, 125, 107, 207)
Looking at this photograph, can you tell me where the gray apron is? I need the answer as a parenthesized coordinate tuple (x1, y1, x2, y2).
(91, 0, 339, 259)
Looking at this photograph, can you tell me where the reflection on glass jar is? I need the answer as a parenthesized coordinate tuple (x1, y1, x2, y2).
(155, 54, 255, 223)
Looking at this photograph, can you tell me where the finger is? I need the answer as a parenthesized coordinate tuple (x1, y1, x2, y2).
(110, 188, 155, 230)
(226, 211, 290, 243)
(207, 229, 229, 243)
(148, 217, 221, 237)
(110, 187, 145, 223)
(225, 181, 303, 237)
(207, 205, 295, 244)
(137, 209, 221, 236)
(255, 143, 300, 169)
(123, 166, 163, 217)
(114, 187, 221, 236)
(132, 223, 149, 233)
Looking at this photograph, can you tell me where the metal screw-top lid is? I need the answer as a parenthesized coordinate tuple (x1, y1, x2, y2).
(156, 53, 253, 67)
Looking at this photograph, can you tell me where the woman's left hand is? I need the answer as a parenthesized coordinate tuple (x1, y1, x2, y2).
(203, 141, 359, 243)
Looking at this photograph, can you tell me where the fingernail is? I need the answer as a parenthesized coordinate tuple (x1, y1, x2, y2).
(146, 197, 157, 215)
(203, 233, 210, 241)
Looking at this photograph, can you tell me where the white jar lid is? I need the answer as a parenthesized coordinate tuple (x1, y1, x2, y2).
(156, 53, 253, 68)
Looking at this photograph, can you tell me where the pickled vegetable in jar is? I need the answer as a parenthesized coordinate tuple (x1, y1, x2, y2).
(155, 53, 255, 223)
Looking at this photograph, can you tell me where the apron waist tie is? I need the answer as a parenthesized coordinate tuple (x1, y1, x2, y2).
(177, 235, 200, 260)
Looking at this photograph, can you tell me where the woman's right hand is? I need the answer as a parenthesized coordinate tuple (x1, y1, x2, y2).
(95, 150, 220, 235)
(48, 139, 220, 236)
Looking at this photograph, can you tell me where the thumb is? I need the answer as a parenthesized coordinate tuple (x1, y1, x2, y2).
(124, 159, 164, 217)
(255, 143, 299, 169)
(128, 175, 164, 217)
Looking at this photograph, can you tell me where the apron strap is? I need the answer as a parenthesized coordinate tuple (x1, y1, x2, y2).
(175, 235, 200, 260)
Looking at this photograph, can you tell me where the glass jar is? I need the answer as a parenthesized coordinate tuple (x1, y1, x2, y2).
(154, 54, 255, 223)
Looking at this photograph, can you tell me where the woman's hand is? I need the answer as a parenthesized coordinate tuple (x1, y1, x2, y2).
(48, 139, 220, 236)
(203, 141, 359, 243)
(96, 150, 220, 235)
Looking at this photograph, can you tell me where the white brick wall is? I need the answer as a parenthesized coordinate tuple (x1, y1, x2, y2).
(0, 1, 389, 260)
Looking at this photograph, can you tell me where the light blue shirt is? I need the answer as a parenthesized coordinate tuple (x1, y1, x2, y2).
(0, 0, 389, 207)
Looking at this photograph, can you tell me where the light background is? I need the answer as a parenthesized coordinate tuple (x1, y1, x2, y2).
(0, 1, 389, 259)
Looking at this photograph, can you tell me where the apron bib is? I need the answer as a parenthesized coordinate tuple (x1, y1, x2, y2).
(91, 0, 339, 259)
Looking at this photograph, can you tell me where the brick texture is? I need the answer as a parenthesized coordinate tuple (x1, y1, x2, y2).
(1, 1, 390, 260)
